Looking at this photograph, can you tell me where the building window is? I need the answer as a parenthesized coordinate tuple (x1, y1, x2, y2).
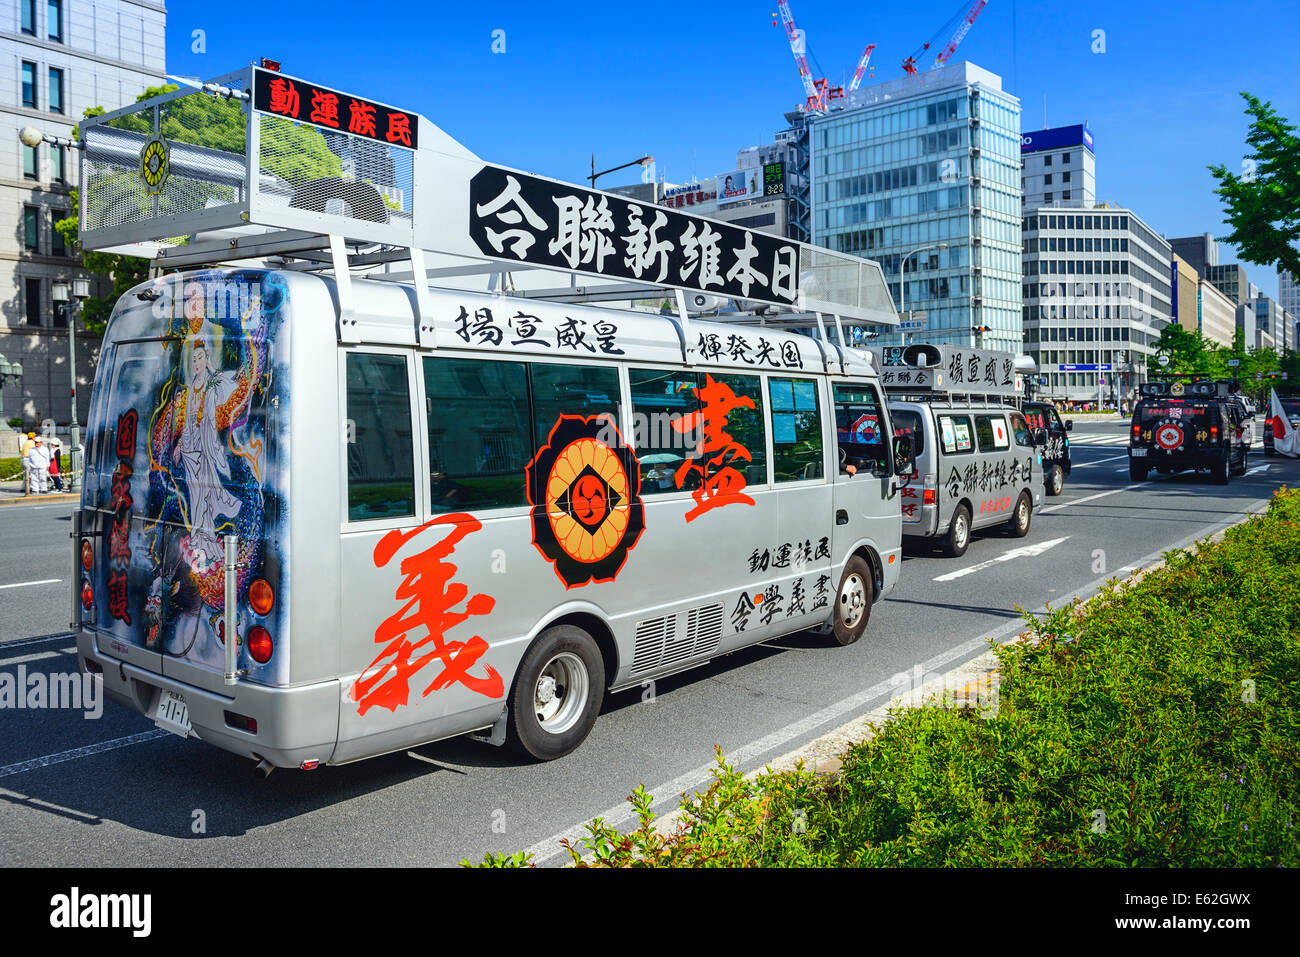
(1062, 171, 1071, 183)
(21, 61, 37, 109)
(1044, 174, 1052, 185)
(21, 0, 36, 34)
(23, 144, 38, 180)
(49, 68, 64, 114)
(51, 145, 65, 184)
(1063, 152, 1072, 164)
(25, 278, 42, 325)
(51, 209, 66, 256)
(48, 0, 63, 42)
(1063, 190, 1071, 201)
(1044, 154, 1052, 167)
(1044, 192, 1053, 202)
(23, 206, 40, 252)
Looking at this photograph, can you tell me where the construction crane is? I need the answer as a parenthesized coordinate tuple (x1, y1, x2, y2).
(902, 0, 989, 75)
(775, 1, 854, 113)
(848, 43, 877, 92)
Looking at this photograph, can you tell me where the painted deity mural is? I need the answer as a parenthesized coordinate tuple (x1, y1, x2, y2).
(90, 270, 290, 684)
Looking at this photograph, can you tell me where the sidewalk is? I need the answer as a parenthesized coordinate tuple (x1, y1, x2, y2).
(0, 479, 78, 507)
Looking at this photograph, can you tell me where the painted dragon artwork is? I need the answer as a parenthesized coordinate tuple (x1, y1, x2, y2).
(96, 269, 290, 682)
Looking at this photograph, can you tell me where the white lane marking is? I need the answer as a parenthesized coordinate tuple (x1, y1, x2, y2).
(0, 730, 170, 780)
(0, 647, 75, 667)
(1070, 454, 1128, 468)
(1247, 464, 1271, 475)
(0, 578, 61, 590)
(932, 536, 1070, 582)
(1040, 482, 1145, 513)
(0, 632, 75, 651)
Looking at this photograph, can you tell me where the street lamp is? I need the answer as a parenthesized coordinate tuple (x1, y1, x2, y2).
(0, 354, 23, 426)
(51, 278, 90, 493)
(898, 242, 947, 345)
(588, 155, 655, 189)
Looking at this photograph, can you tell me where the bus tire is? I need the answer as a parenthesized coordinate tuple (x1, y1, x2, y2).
(1213, 451, 1231, 485)
(831, 556, 873, 646)
(943, 504, 971, 558)
(506, 624, 605, 762)
(1045, 464, 1064, 496)
(1006, 491, 1032, 537)
(1129, 461, 1148, 482)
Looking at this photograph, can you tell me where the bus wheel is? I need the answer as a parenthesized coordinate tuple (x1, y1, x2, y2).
(1045, 464, 1064, 496)
(506, 625, 605, 761)
(831, 556, 873, 646)
(1130, 461, 1149, 482)
(943, 505, 971, 558)
(1213, 452, 1231, 485)
(1006, 491, 1032, 538)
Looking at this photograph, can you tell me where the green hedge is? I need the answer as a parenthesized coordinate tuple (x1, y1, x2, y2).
(0, 457, 22, 481)
(472, 487, 1300, 867)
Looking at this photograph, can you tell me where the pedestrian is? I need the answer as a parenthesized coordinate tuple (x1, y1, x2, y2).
(48, 440, 63, 492)
(25, 435, 50, 494)
(19, 432, 36, 494)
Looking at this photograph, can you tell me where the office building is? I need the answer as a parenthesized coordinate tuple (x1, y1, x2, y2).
(1, 0, 166, 426)
(1278, 268, 1300, 323)
(1020, 124, 1095, 208)
(1171, 254, 1235, 347)
(1021, 205, 1173, 403)
(1207, 263, 1250, 306)
(1169, 233, 1218, 278)
(803, 62, 1023, 353)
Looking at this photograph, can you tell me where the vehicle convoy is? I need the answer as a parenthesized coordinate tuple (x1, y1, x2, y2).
(874, 345, 1044, 558)
(1127, 379, 1250, 484)
(1021, 399, 1072, 495)
(69, 67, 912, 769)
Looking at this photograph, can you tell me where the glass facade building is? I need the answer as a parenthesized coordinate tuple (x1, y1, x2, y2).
(809, 63, 1022, 354)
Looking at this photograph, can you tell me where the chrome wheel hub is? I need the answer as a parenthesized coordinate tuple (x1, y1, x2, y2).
(534, 652, 588, 735)
(839, 573, 867, 628)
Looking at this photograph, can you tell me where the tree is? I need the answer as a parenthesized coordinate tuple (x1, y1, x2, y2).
(1209, 93, 1300, 279)
(57, 83, 344, 335)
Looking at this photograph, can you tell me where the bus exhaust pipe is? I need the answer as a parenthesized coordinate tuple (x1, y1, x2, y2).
(253, 757, 274, 778)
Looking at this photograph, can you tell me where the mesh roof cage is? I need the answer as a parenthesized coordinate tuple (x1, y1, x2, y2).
(80, 67, 415, 256)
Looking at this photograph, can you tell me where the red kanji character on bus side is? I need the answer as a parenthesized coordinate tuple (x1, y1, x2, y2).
(351, 513, 502, 715)
(267, 78, 300, 118)
(107, 569, 131, 624)
(385, 112, 412, 146)
(310, 90, 340, 127)
(347, 100, 377, 138)
(672, 374, 757, 522)
(109, 463, 133, 513)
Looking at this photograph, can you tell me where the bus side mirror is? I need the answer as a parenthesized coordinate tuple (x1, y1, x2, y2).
(1064, 420, 1074, 431)
(893, 434, 915, 476)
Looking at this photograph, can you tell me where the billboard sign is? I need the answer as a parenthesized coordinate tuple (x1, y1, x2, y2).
(717, 168, 762, 206)
(1020, 124, 1094, 155)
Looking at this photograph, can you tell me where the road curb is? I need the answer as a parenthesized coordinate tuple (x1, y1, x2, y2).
(0, 493, 78, 508)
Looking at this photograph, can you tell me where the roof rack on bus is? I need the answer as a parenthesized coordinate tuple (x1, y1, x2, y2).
(75, 65, 899, 368)
(1139, 378, 1238, 398)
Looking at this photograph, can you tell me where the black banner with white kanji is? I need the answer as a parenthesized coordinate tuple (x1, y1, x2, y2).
(468, 165, 800, 306)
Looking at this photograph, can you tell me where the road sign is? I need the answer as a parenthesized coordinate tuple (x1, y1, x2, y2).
(1228, 358, 1240, 367)
(899, 310, 927, 331)
(1057, 364, 1113, 372)
(1157, 355, 1170, 367)
(1098, 377, 1106, 385)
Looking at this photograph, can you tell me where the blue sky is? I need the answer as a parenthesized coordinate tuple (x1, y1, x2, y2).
(164, 0, 1299, 298)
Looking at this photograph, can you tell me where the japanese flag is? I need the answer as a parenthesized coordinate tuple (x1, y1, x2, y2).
(1270, 388, 1300, 457)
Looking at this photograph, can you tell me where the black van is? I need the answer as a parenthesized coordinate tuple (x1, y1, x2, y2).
(1022, 400, 1073, 495)
(1128, 381, 1249, 484)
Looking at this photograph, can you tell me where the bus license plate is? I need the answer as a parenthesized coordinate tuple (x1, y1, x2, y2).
(1131, 449, 1147, 457)
(155, 690, 192, 737)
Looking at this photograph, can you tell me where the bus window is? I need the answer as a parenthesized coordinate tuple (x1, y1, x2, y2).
(346, 353, 415, 521)
(833, 382, 887, 475)
(891, 408, 924, 459)
(531, 363, 622, 449)
(769, 377, 823, 482)
(423, 356, 531, 512)
(938, 414, 974, 454)
(711, 373, 767, 487)
(974, 414, 1010, 452)
(1010, 411, 1034, 447)
(629, 367, 701, 494)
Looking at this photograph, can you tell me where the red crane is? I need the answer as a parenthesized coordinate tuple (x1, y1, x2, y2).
(775, 1, 864, 112)
(902, 0, 989, 75)
(848, 43, 877, 92)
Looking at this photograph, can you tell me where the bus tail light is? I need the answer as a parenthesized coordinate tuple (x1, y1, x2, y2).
(248, 626, 273, 664)
(249, 578, 274, 615)
(80, 539, 93, 571)
(80, 579, 93, 610)
(224, 711, 257, 734)
(1210, 425, 1219, 440)
(1131, 422, 1141, 441)
(923, 488, 936, 505)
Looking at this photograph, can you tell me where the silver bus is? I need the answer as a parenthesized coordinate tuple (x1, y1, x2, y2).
(73, 269, 914, 768)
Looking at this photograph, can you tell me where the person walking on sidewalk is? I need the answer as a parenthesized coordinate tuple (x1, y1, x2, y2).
(48, 439, 63, 492)
(25, 436, 51, 494)
(19, 432, 35, 494)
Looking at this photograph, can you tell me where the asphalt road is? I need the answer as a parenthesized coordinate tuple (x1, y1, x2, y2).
(1, 417, 1295, 867)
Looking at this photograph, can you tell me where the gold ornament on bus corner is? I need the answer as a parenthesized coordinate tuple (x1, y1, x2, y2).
(139, 134, 170, 195)
(1170, 382, 1185, 396)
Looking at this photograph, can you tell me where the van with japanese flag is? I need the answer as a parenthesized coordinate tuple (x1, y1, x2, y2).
(1127, 379, 1250, 483)
(872, 345, 1045, 558)
(1264, 387, 1300, 457)
(69, 65, 911, 771)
